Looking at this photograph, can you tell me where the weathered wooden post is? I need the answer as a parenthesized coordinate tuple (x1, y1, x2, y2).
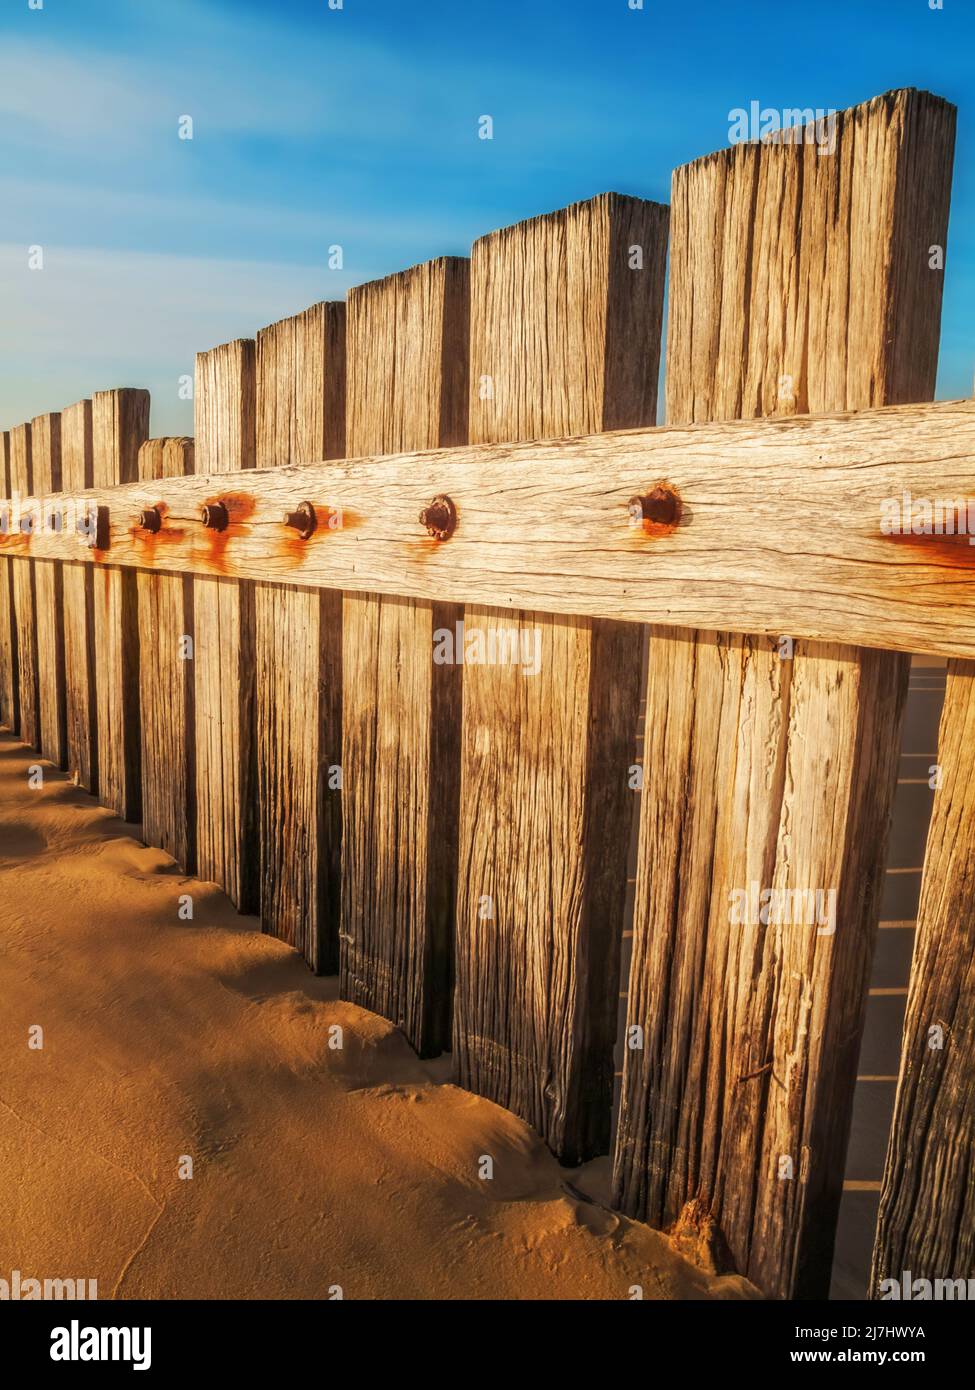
(92, 389, 149, 820)
(453, 194, 668, 1161)
(340, 258, 470, 1055)
(136, 438, 196, 870)
(30, 412, 67, 769)
(871, 660, 975, 1294)
(193, 340, 259, 909)
(8, 423, 39, 750)
(613, 88, 956, 1300)
(255, 303, 345, 971)
(60, 399, 97, 791)
(0, 431, 19, 734)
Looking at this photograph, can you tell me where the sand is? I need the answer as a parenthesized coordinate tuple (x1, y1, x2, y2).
(0, 731, 759, 1301)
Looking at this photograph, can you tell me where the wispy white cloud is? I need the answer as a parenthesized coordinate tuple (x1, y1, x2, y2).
(0, 173, 475, 266)
(0, 242, 355, 436)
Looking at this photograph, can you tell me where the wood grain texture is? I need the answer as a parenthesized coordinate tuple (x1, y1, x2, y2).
(193, 339, 258, 910)
(340, 258, 469, 1054)
(30, 413, 66, 768)
(871, 663, 975, 1291)
(8, 424, 38, 749)
(455, 193, 668, 1161)
(255, 302, 345, 972)
(60, 400, 97, 791)
(137, 438, 195, 870)
(10, 397, 975, 660)
(613, 87, 954, 1299)
(92, 389, 149, 820)
(0, 431, 18, 733)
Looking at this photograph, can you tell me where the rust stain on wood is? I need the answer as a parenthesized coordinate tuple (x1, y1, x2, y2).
(199, 490, 257, 573)
(880, 527, 975, 568)
(129, 501, 187, 553)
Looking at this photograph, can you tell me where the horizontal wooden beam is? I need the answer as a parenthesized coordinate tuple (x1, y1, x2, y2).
(3, 398, 975, 660)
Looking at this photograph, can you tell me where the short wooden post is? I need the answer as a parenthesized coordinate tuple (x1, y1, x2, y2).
(60, 399, 97, 792)
(453, 194, 669, 1160)
(30, 412, 67, 769)
(92, 389, 149, 820)
(612, 88, 956, 1299)
(8, 423, 39, 750)
(255, 303, 345, 971)
(193, 340, 259, 910)
(137, 438, 196, 870)
(870, 661, 975, 1293)
(340, 258, 470, 1055)
(0, 431, 19, 734)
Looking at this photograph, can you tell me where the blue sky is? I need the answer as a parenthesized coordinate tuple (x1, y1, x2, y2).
(1, 0, 972, 437)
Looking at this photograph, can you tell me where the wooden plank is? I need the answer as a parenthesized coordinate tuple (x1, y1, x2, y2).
(340, 258, 469, 1054)
(612, 87, 955, 1300)
(8, 424, 39, 749)
(0, 431, 18, 734)
(9, 396, 975, 661)
(870, 661, 975, 1293)
(30, 412, 66, 768)
(137, 438, 196, 870)
(60, 399, 97, 792)
(255, 303, 345, 971)
(454, 193, 668, 1160)
(193, 339, 259, 910)
(91, 390, 149, 820)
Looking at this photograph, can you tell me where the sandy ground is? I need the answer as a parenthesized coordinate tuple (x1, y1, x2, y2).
(0, 732, 758, 1301)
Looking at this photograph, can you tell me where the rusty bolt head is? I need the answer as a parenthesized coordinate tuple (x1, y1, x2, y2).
(139, 506, 162, 533)
(201, 501, 229, 532)
(628, 484, 682, 529)
(283, 500, 317, 541)
(419, 494, 457, 542)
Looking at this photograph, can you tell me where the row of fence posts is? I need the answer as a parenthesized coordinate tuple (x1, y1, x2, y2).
(0, 86, 970, 1300)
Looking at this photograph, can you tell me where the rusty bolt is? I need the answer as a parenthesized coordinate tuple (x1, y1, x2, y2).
(201, 501, 229, 532)
(283, 500, 317, 541)
(627, 484, 682, 529)
(139, 506, 162, 533)
(419, 494, 457, 541)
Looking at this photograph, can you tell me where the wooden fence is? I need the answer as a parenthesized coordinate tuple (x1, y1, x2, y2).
(1, 86, 971, 1300)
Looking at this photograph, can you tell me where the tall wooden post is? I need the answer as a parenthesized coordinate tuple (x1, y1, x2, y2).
(871, 661, 975, 1293)
(137, 438, 196, 870)
(92, 390, 149, 820)
(193, 340, 259, 910)
(0, 431, 18, 734)
(453, 194, 669, 1160)
(340, 258, 470, 1055)
(60, 399, 97, 792)
(612, 89, 956, 1299)
(30, 412, 67, 769)
(8, 423, 38, 750)
(255, 303, 345, 972)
